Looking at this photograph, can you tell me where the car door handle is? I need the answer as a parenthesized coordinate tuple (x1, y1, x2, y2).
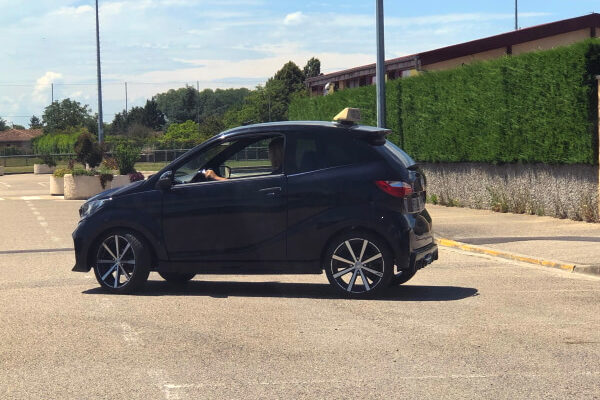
(259, 187, 282, 197)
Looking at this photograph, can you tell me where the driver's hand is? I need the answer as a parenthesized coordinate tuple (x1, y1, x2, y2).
(204, 169, 217, 179)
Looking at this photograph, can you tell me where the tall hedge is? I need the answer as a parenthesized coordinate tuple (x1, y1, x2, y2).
(289, 40, 600, 164)
(32, 128, 84, 154)
(289, 80, 402, 143)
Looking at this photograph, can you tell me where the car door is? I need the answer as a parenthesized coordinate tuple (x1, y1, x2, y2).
(161, 134, 287, 264)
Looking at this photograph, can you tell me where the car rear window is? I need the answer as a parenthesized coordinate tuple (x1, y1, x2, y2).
(288, 132, 380, 174)
(381, 141, 415, 168)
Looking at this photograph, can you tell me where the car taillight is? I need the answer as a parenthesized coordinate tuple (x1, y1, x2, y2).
(375, 180, 413, 198)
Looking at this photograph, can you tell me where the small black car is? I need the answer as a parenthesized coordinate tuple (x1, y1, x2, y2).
(72, 112, 437, 297)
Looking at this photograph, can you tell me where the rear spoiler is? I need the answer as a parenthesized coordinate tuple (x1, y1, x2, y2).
(346, 126, 392, 146)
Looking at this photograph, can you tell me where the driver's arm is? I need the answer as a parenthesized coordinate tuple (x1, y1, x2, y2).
(204, 169, 228, 181)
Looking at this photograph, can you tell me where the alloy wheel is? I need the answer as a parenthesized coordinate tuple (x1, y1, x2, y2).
(95, 235, 136, 289)
(330, 238, 385, 294)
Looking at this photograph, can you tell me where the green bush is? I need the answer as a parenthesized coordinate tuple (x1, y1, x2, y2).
(289, 40, 600, 164)
(53, 167, 71, 178)
(32, 127, 83, 154)
(114, 144, 140, 175)
(74, 132, 103, 169)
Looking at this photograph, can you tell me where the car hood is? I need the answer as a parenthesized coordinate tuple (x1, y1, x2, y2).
(87, 180, 147, 202)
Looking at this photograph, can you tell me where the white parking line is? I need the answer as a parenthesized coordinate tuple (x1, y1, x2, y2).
(0, 198, 4, 201)
(21, 196, 41, 200)
(0, 182, 11, 188)
(37, 182, 48, 187)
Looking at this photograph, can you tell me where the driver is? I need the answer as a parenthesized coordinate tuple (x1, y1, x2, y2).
(204, 137, 283, 181)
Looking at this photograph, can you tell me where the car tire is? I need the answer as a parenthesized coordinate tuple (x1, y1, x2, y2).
(158, 272, 196, 284)
(390, 269, 416, 286)
(92, 231, 151, 294)
(324, 231, 393, 298)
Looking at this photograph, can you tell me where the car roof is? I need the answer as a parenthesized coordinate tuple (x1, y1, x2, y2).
(218, 121, 392, 139)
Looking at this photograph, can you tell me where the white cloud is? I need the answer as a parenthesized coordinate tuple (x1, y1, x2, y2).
(51, 5, 93, 16)
(33, 72, 62, 103)
(284, 11, 306, 26)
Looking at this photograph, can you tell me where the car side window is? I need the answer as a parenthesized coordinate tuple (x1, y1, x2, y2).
(322, 132, 379, 168)
(174, 141, 234, 184)
(222, 136, 284, 179)
(287, 136, 321, 175)
(287, 132, 379, 175)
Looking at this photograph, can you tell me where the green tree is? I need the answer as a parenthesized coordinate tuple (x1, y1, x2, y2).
(0, 118, 8, 131)
(223, 61, 307, 127)
(29, 116, 43, 129)
(303, 57, 321, 78)
(12, 124, 26, 130)
(141, 99, 166, 130)
(42, 99, 94, 133)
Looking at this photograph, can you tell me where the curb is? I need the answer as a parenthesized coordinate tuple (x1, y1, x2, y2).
(435, 237, 598, 276)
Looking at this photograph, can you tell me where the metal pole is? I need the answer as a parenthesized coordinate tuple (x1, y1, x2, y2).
(515, 0, 518, 30)
(95, 0, 104, 143)
(376, 0, 386, 128)
(51, 83, 54, 103)
(125, 82, 128, 114)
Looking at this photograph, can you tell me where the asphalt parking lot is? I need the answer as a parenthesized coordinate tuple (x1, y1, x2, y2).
(1, 174, 599, 399)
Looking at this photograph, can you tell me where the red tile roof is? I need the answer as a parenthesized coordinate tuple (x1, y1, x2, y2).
(0, 129, 43, 143)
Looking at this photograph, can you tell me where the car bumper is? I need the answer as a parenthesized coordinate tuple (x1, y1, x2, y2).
(409, 242, 438, 272)
(72, 222, 91, 272)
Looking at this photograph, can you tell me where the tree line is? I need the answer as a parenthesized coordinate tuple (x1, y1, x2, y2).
(24, 58, 321, 152)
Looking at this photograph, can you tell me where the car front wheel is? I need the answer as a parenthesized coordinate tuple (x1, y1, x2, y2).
(324, 232, 393, 298)
(92, 231, 151, 294)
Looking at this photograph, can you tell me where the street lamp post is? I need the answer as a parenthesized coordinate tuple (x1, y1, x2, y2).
(95, 0, 104, 144)
(376, 0, 386, 128)
(515, 0, 518, 30)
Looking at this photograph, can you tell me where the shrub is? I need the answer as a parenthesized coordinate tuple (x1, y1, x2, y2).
(53, 167, 71, 178)
(114, 144, 140, 175)
(102, 157, 119, 171)
(129, 171, 145, 182)
(74, 132, 103, 169)
(32, 127, 86, 155)
(99, 173, 113, 189)
(71, 167, 95, 176)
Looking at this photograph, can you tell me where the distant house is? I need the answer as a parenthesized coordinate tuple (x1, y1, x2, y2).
(0, 129, 43, 154)
(307, 13, 600, 95)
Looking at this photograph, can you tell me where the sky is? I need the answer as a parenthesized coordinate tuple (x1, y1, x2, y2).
(0, 0, 598, 127)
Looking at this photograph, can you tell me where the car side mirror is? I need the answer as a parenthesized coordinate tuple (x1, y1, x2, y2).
(219, 165, 232, 179)
(156, 171, 173, 191)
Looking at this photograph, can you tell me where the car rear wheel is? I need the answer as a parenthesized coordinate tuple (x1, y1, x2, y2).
(324, 232, 393, 298)
(158, 272, 196, 284)
(93, 231, 150, 294)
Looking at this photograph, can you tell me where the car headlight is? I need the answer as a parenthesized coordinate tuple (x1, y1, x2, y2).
(79, 198, 111, 219)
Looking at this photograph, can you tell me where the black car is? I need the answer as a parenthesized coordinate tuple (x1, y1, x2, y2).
(72, 111, 438, 297)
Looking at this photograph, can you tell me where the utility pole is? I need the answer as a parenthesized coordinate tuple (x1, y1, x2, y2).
(125, 82, 128, 115)
(95, 0, 104, 143)
(51, 83, 54, 103)
(515, 0, 518, 30)
(376, 0, 386, 128)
